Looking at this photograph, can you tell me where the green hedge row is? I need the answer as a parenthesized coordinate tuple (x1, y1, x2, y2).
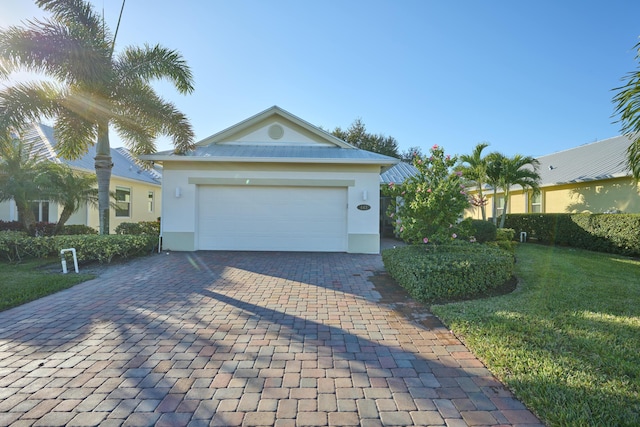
(504, 213, 640, 256)
(382, 243, 514, 303)
(0, 231, 158, 263)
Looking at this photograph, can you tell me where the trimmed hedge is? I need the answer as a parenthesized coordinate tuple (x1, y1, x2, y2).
(470, 219, 497, 243)
(0, 221, 97, 236)
(504, 213, 640, 256)
(0, 231, 157, 263)
(115, 221, 160, 235)
(382, 242, 514, 303)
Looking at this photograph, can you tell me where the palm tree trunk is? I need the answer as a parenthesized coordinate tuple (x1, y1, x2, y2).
(55, 206, 73, 234)
(492, 188, 498, 225)
(16, 202, 36, 234)
(478, 188, 487, 221)
(94, 121, 112, 235)
(500, 189, 509, 228)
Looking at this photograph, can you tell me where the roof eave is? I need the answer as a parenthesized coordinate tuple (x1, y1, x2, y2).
(140, 154, 399, 166)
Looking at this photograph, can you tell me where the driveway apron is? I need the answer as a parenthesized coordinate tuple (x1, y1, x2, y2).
(0, 251, 542, 427)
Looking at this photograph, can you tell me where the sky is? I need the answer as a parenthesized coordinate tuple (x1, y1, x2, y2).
(2, 0, 640, 159)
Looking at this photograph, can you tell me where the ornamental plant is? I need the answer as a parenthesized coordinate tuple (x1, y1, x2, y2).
(384, 145, 471, 244)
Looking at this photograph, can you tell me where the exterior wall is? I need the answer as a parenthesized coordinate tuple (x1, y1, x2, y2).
(160, 161, 382, 254)
(83, 177, 161, 233)
(464, 177, 640, 220)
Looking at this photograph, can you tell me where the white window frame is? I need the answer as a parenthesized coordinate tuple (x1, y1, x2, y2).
(531, 192, 542, 213)
(115, 187, 131, 218)
(148, 191, 154, 213)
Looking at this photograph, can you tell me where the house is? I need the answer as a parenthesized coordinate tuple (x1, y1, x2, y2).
(0, 123, 162, 232)
(142, 106, 399, 254)
(466, 135, 640, 219)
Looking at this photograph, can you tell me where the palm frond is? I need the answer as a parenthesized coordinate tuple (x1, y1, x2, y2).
(53, 109, 96, 160)
(0, 81, 62, 129)
(116, 44, 194, 94)
(112, 82, 194, 154)
(35, 0, 110, 43)
(0, 20, 112, 84)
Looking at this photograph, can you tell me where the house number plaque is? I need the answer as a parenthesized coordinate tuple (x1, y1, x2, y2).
(357, 204, 371, 211)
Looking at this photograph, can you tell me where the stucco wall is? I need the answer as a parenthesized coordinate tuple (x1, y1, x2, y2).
(465, 177, 640, 220)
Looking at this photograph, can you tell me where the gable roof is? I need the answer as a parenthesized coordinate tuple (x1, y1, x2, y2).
(20, 123, 161, 185)
(142, 106, 399, 167)
(380, 161, 418, 184)
(535, 135, 631, 186)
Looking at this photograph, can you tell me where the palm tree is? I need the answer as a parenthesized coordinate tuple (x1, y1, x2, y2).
(0, 0, 195, 234)
(485, 152, 505, 225)
(36, 162, 98, 234)
(495, 154, 541, 228)
(613, 39, 640, 180)
(457, 142, 490, 220)
(0, 135, 43, 231)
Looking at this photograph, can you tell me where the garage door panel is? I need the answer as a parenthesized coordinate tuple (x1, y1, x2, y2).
(198, 186, 347, 251)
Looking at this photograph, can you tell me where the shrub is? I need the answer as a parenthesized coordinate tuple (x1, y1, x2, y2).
(0, 220, 23, 232)
(382, 243, 514, 303)
(58, 225, 98, 235)
(470, 220, 496, 243)
(31, 222, 57, 237)
(496, 228, 515, 241)
(115, 221, 160, 235)
(383, 145, 470, 244)
(505, 213, 640, 256)
(0, 232, 157, 264)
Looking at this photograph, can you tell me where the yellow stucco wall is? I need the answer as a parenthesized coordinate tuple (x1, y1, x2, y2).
(465, 177, 640, 219)
(78, 177, 161, 233)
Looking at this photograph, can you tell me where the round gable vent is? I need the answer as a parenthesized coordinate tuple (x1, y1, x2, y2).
(268, 124, 284, 140)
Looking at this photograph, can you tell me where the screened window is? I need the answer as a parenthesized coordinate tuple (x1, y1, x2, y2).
(495, 196, 506, 218)
(531, 193, 542, 213)
(115, 187, 131, 217)
(29, 201, 49, 222)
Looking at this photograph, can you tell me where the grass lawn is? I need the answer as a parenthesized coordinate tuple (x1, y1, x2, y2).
(0, 259, 95, 311)
(432, 243, 640, 427)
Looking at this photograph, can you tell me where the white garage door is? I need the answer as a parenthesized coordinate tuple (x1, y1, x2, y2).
(198, 186, 347, 251)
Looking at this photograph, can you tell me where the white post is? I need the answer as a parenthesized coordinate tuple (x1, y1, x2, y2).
(60, 248, 79, 274)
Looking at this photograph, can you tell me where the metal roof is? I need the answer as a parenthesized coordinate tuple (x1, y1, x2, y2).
(380, 161, 418, 184)
(21, 123, 161, 185)
(171, 144, 398, 163)
(535, 135, 631, 186)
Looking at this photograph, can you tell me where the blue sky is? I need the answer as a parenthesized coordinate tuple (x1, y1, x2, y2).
(3, 0, 640, 158)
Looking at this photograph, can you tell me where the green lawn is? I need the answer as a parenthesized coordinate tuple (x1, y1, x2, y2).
(432, 244, 640, 427)
(0, 259, 94, 311)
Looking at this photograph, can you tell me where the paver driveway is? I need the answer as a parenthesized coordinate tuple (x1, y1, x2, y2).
(0, 251, 542, 427)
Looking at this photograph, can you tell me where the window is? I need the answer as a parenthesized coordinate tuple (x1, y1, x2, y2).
(495, 196, 505, 218)
(115, 187, 131, 217)
(531, 193, 542, 213)
(30, 201, 49, 222)
(148, 191, 154, 213)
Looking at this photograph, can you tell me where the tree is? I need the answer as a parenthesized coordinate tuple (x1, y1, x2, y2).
(485, 152, 504, 225)
(493, 154, 541, 228)
(0, 135, 42, 231)
(332, 118, 400, 158)
(383, 144, 470, 244)
(457, 142, 491, 220)
(36, 162, 98, 233)
(400, 146, 425, 163)
(0, 0, 195, 234)
(613, 39, 640, 180)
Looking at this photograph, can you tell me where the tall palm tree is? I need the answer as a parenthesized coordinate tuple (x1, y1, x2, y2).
(485, 152, 505, 225)
(496, 154, 541, 228)
(613, 39, 640, 180)
(0, 0, 195, 234)
(0, 135, 43, 231)
(457, 142, 490, 220)
(36, 162, 98, 234)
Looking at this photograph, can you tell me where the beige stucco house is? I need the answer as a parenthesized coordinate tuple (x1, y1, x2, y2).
(465, 135, 640, 219)
(0, 123, 162, 232)
(142, 106, 399, 254)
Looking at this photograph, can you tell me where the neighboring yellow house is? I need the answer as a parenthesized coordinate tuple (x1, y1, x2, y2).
(466, 135, 640, 220)
(0, 123, 162, 232)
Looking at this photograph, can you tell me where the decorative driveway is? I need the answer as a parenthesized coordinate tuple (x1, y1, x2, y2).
(0, 251, 542, 426)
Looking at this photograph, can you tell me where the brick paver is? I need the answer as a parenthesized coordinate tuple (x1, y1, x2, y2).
(0, 246, 543, 426)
